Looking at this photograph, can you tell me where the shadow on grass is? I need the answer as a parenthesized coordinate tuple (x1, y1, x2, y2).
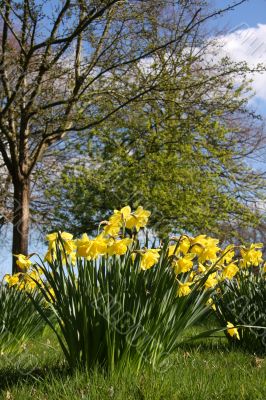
(0, 344, 229, 392)
(0, 362, 70, 392)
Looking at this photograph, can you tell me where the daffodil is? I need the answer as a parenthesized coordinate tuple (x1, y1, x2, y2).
(5, 270, 41, 292)
(206, 298, 216, 311)
(173, 254, 195, 275)
(168, 236, 191, 256)
(205, 272, 218, 289)
(140, 249, 160, 270)
(105, 206, 131, 232)
(76, 233, 91, 258)
(46, 231, 74, 252)
(22, 274, 38, 291)
(200, 240, 220, 263)
(222, 263, 239, 280)
(178, 236, 191, 254)
(227, 322, 240, 340)
(103, 221, 121, 237)
(240, 243, 263, 268)
(176, 281, 194, 297)
(125, 206, 151, 231)
(87, 234, 108, 259)
(14, 254, 32, 271)
(107, 238, 132, 256)
(76, 233, 108, 259)
(220, 245, 235, 265)
(46, 231, 73, 242)
(190, 235, 207, 254)
(198, 263, 206, 273)
(116, 205, 132, 221)
(44, 249, 54, 263)
(190, 235, 220, 263)
(4, 273, 20, 287)
(45, 231, 76, 262)
(168, 244, 179, 257)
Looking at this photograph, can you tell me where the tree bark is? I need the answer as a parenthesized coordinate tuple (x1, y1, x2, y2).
(12, 178, 30, 273)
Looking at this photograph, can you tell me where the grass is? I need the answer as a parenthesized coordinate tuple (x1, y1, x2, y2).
(0, 325, 265, 400)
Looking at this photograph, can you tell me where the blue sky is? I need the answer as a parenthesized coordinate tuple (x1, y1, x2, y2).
(224, 0, 266, 27)
(1, 0, 266, 277)
(211, 0, 266, 116)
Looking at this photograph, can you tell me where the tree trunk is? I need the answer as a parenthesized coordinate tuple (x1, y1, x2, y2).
(12, 178, 30, 273)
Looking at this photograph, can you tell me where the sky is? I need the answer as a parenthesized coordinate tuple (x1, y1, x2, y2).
(211, 0, 266, 114)
(222, 0, 266, 27)
(1, 0, 266, 277)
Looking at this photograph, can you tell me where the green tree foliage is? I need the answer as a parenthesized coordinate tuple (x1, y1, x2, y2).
(45, 61, 266, 239)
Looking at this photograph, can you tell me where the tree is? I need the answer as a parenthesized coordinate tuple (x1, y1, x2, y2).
(0, 0, 257, 271)
(44, 55, 266, 240)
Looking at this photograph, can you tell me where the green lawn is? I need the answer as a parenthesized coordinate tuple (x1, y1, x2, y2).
(0, 327, 265, 400)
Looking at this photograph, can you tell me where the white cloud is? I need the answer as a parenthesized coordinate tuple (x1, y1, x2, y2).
(218, 23, 266, 101)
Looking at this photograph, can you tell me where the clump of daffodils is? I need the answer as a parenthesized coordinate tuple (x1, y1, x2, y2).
(4, 254, 43, 291)
(169, 237, 265, 296)
(4, 206, 265, 301)
(4, 206, 151, 291)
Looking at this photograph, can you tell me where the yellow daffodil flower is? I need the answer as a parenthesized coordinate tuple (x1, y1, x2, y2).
(179, 236, 191, 254)
(198, 263, 206, 273)
(102, 206, 132, 236)
(206, 298, 216, 311)
(5, 269, 42, 292)
(125, 206, 151, 231)
(76, 233, 108, 259)
(190, 235, 207, 253)
(45, 231, 76, 262)
(189, 235, 220, 263)
(240, 243, 264, 268)
(205, 272, 218, 289)
(173, 254, 195, 275)
(46, 231, 73, 242)
(14, 254, 32, 271)
(4, 273, 20, 286)
(76, 233, 91, 258)
(22, 274, 37, 291)
(176, 281, 194, 297)
(200, 241, 220, 263)
(222, 263, 239, 280)
(227, 322, 240, 340)
(168, 236, 191, 257)
(44, 249, 54, 263)
(103, 221, 121, 237)
(87, 234, 108, 259)
(220, 245, 235, 265)
(140, 249, 160, 270)
(168, 244, 179, 257)
(107, 238, 132, 256)
(116, 205, 132, 220)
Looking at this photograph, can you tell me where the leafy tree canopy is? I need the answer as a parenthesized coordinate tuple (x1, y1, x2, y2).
(44, 60, 266, 240)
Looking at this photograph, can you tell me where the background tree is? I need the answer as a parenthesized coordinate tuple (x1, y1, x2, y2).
(43, 53, 266, 240)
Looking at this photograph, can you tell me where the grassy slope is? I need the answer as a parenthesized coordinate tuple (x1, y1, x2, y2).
(0, 328, 265, 400)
